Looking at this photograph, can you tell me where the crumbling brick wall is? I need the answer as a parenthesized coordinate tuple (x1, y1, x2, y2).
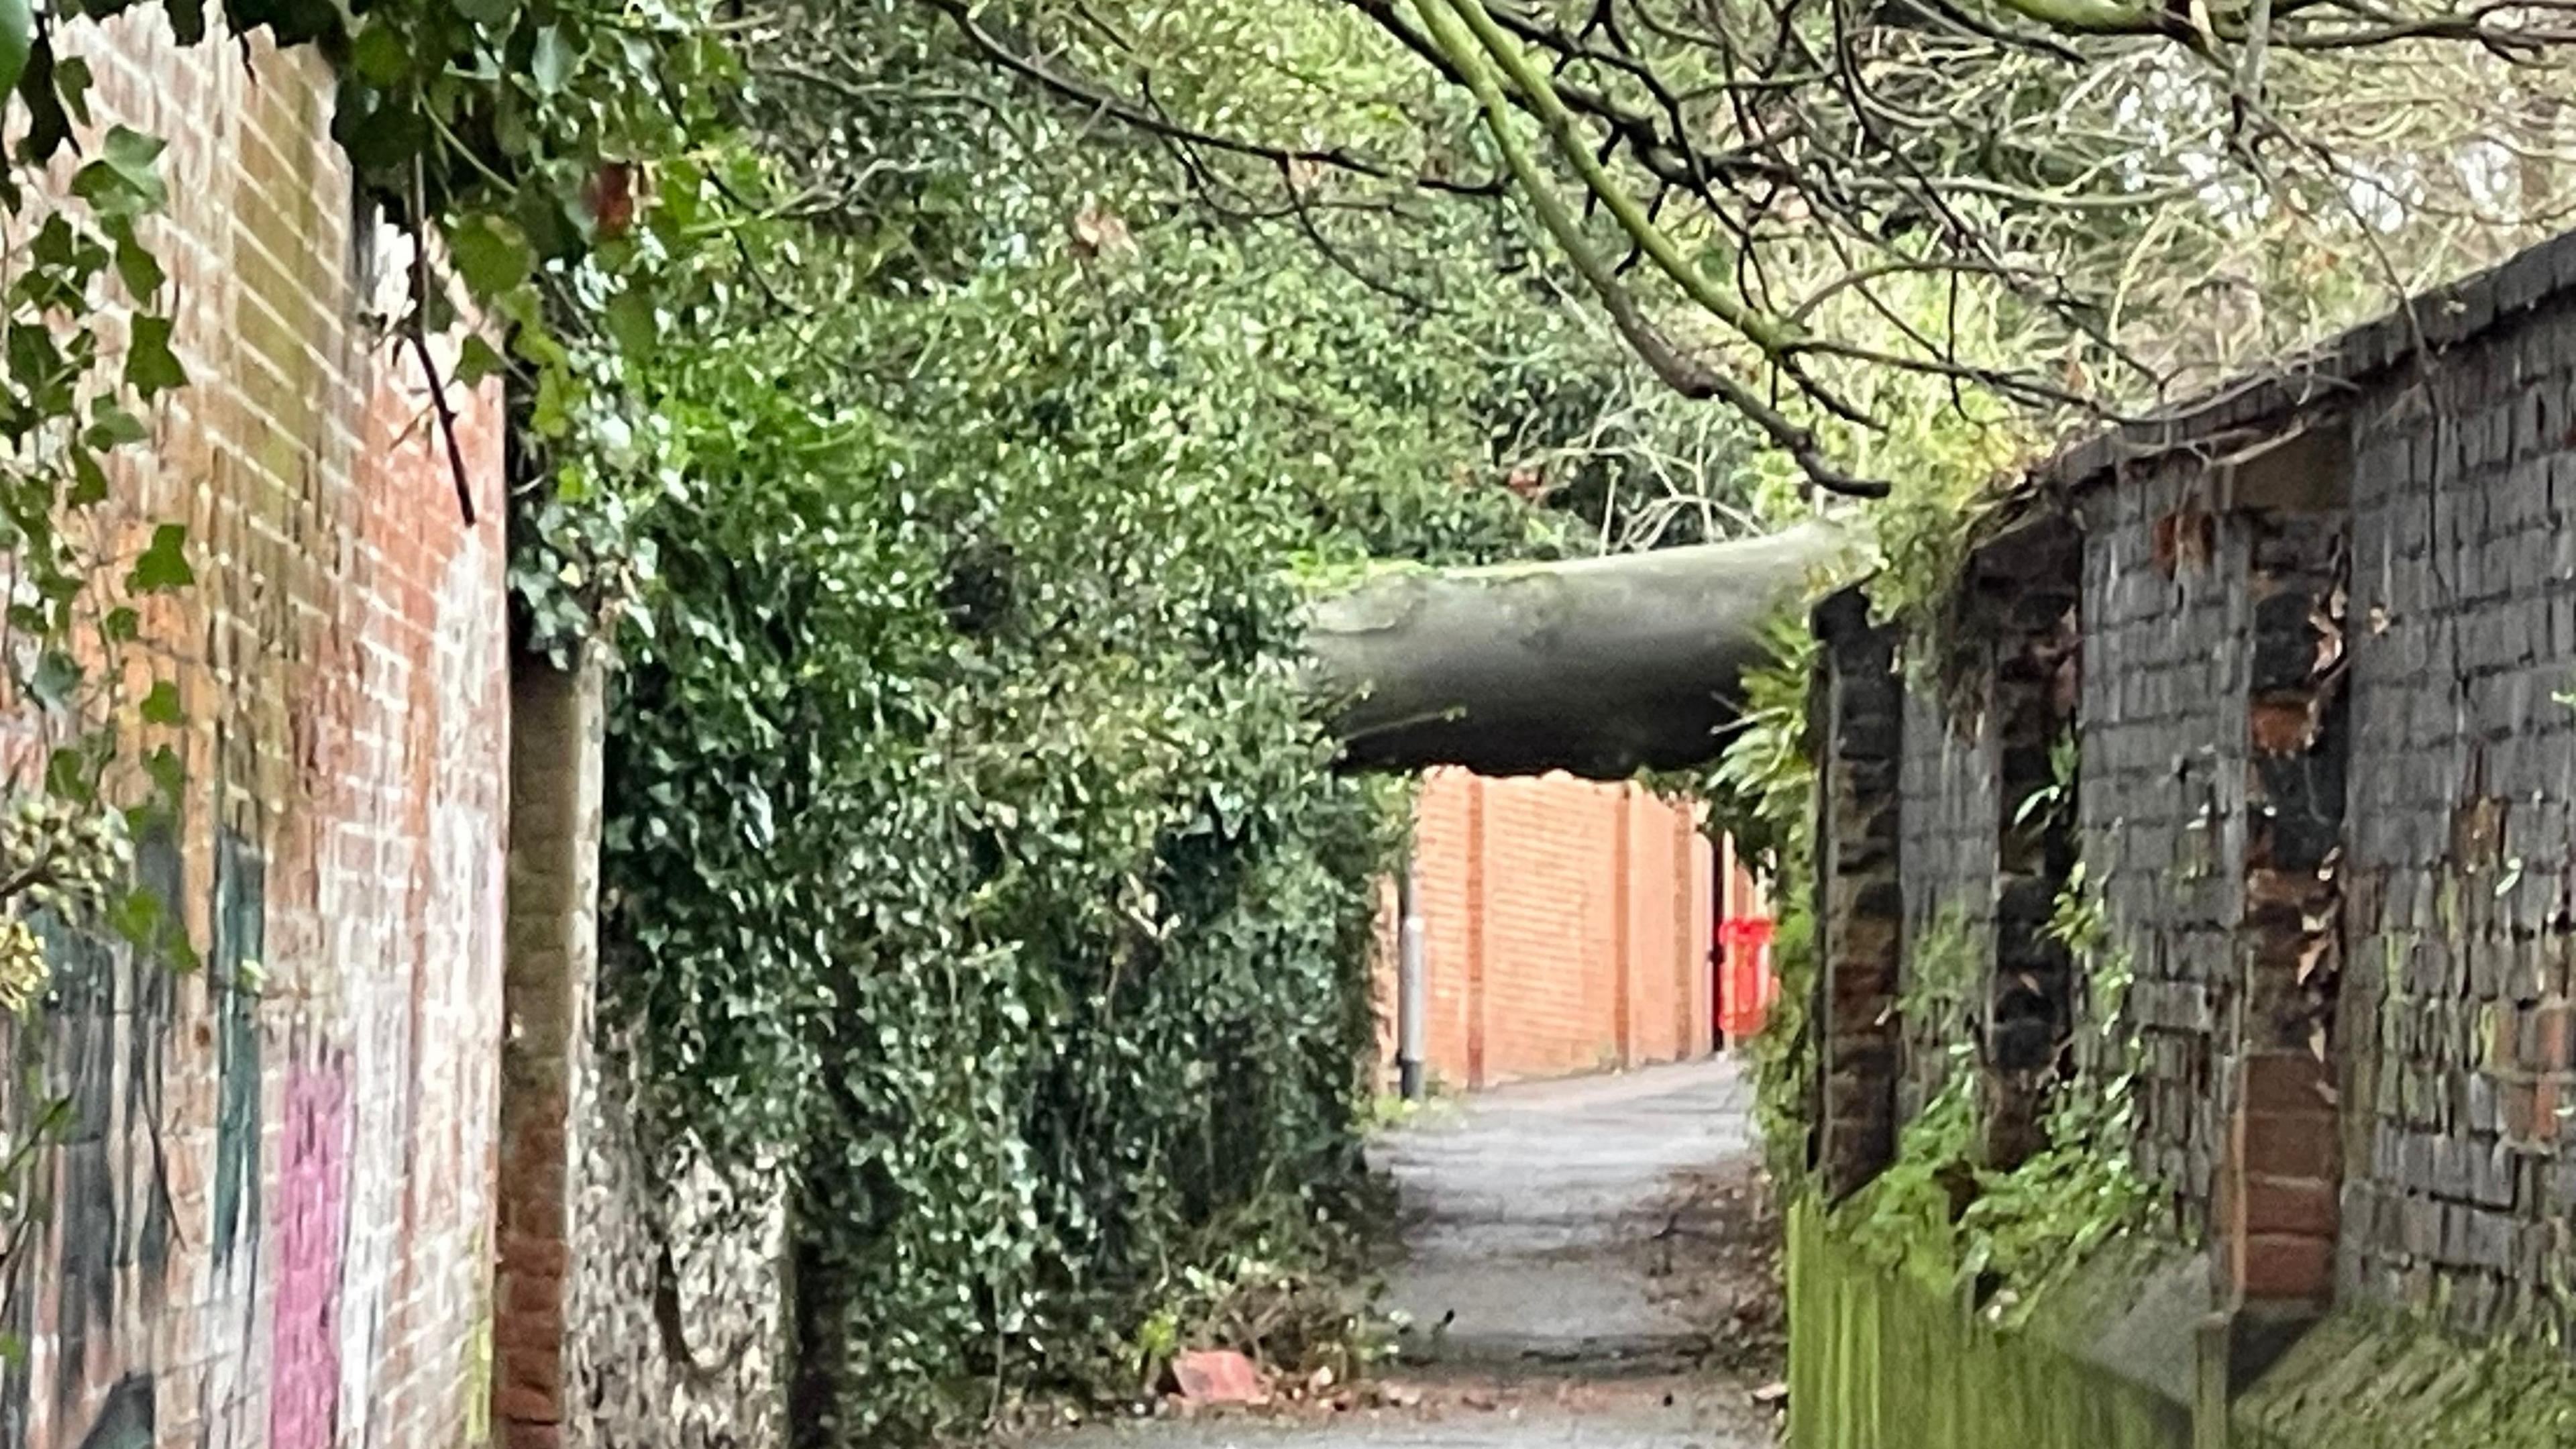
(562, 1039, 786, 1449)
(1831, 229, 2576, 1350)
(496, 663, 787, 1449)
(3, 17, 511, 1449)
(2077, 455, 2248, 1232)
(2338, 290, 2576, 1338)
(1813, 592, 1904, 1197)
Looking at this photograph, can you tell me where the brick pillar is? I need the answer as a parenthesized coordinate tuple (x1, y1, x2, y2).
(1813, 589, 1904, 1199)
(2220, 507, 2350, 1311)
(493, 649, 607, 1449)
(1977, 518, 2084, 1169)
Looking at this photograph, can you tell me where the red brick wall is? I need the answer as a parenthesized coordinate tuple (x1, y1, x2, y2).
(1381, 769, 1717, 1091)
(5, 17, 510, 1449)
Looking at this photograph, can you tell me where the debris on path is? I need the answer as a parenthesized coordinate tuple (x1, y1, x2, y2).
(1376, 1057, 1767, 1376)
(1635, 1157, 1787, 1377)
(1028, 1372, 1760, 1447)
(1169, 1350, 1269, 1407)
(1013, 1057, 1782, 1449)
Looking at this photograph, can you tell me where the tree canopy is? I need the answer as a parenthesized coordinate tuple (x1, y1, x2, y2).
(749, 0, 2576, 497)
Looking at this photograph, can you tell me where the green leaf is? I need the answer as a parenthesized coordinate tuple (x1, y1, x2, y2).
(530, 363, 570, 437)
(28, 649, 78, 710)
(83, 405, 148, 449)
(451, 0, 514, 29)
(126, 523, 193, 594)
(111, 888, 162, 949)
(53, 54, 88, 124)
(110, 219, 164, 300)
(139, 679, 182, 725)
(0, 0, 33, 100)
(9, 321, 63, 393)
(511, 183, 581, 260)
(125, 314, 186, 397)
(68, 125, 166, 216)
(102, 606, 138, 641)
(505, 307, 570, 369)
(45, 745, 91, 802)
(144, 743, 183, 802)
(455, 333, 508, 387)
(28, 213, 72, 268)
(602, 288, 656, 361)
(68, 449, 108, 506)
(445, 213, 532, 298)
(350, 22, 408, 87)
(17, 44, 76, 164)
(334, 95, 429, 174)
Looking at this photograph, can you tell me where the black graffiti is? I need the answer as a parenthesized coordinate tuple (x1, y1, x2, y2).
(70, 1374, 152, 1449)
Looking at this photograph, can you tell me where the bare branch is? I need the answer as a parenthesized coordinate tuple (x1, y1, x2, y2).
(917, 0, 1510, 196)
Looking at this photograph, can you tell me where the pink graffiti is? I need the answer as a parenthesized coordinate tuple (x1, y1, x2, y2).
(269, 1062, 350, 1449)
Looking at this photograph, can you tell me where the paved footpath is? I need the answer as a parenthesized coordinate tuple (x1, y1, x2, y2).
(1028, 1057, 1777, 1449)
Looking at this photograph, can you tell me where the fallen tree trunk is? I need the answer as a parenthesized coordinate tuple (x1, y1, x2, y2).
(1303, 523, 1846, 779)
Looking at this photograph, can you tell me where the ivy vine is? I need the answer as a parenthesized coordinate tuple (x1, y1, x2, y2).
(1832, 859, 2159, 1326)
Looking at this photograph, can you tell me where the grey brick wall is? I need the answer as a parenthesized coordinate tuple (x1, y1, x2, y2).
(2338, 294, 2576, 1339)
(1898, 688, 1996, 941)
(2076, 457, 2249, 1232)
(1896, 684, 1995, 1121)
(1814, 590, 1907, 1199)
(1833, 229, 2576, 1343)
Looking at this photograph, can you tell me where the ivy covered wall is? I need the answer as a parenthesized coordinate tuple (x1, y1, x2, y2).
(1778, 228, 2576, 1448)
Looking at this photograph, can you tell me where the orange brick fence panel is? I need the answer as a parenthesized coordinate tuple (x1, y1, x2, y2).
(1377, 769, 1723, 1093)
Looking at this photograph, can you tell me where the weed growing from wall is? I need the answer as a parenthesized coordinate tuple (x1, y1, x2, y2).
(1692, 616, 1821, 1181)
(1831, 860, 2159, 1325)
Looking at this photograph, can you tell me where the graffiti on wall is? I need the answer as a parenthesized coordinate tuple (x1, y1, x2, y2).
(67, 1375, 150, 1449)
(210, 829, 264, 1278)
(268, 1059, 350, 1449)
(0, 829, 182, 1449)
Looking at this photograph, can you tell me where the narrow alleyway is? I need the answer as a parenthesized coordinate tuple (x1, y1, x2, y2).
(1034, 1057, 1779, 1448)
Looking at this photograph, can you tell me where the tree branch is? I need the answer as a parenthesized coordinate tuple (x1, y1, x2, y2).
(918, 0, 1509, 196)
(1412, 0, 1889, 497)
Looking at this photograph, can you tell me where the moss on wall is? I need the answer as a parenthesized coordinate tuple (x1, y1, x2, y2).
(2233, 1309, 2576, 1449)
(1786, 1195, 2192, 1449)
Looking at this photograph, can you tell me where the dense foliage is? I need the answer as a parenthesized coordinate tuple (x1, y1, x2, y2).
(855, 0, 2576, 503)
(579, 26, 1767, 1426)
(1829, 863, 2157, 1323)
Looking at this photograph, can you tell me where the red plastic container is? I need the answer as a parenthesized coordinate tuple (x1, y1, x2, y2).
(1718, 916, 1776, 1042)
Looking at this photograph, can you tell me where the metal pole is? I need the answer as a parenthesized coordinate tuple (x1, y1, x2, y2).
(1397, 828, 1429, 1102)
